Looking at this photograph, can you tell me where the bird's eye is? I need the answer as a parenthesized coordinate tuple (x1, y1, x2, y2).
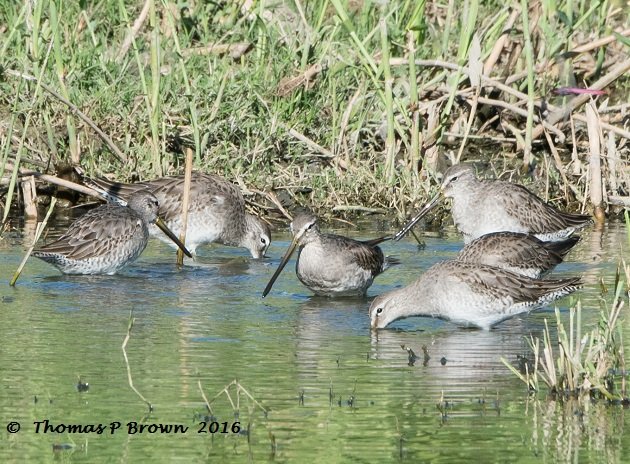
(450, 175, 459, 183)
(376, 307, 383, 315)
(260, 237, 267, 245)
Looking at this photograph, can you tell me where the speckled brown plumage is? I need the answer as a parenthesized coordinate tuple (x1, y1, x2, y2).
(33, 191, 191, 275)
(457, 232, 579, 278)
(263, 212, 396, 297)
(395, 164, 592, 243)
(370, 260, 581, 329)
(83, 172, 270, 258)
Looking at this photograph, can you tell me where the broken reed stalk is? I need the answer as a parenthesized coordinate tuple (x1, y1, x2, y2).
(206, 379, 267, 415)
(197, 380, 215, 416)
(122, 312, 152, 412)
(10, 196, 57, 286)
(176, 147, 193, 266)
(586, 101, 606, 223)
(20, 175, 38, 220)
(14, 168, 100, 198)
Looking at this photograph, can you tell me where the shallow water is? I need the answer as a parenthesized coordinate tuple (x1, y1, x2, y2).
(0, 219, 629, 463)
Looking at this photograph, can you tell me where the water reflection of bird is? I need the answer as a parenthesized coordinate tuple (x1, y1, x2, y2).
(456, 232, 579, 278)
(33, 191, 191, 275)
(82, 172, 271, 258)
(263, 212, 397, 297)
(395, 164, 592, 243)
(369, 260, 581, 330)
(370, 324, 531, 367)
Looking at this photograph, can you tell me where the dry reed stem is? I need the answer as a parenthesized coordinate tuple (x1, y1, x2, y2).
(607, 131, 618, 195)
(18, 169, 101, 198)
(571, 28, 630, 54)
(122, 315, 153, 412)
(474, 96, 565, 140)
(337, 85, 364, 166)
(586, 101, 605, 222)
(455, 33, 482, 164)
(176, 147, 193, 266)
(534, 58, 630, 134)
(483, 8, 520, 76)
(197, 380, 214, 416)
(287, 127, 334, 158)
(20, 175, 37, 219)
(206, 379, 267, 414)
(541, 127, 570, 201)
(117, 0, 151, 62)
(9, 197, 57, 286)
(250, 189, 292, 220)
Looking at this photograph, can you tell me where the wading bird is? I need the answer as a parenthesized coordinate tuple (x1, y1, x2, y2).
(369, 260, 581, 330)
(33, 191, 192, 275)
(456, 232, 579, 278)
(262, 212, 397, 297)
(394, 164, 591, 243)
(83, 172, 271, 258)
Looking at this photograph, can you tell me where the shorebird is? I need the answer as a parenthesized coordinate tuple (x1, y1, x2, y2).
(82, 172, 271, 258)
(457, 232, 579, 278)
(394, 164, 592, 243)
(369, 260, 581, 330)
(33, 191, 192, 275)
(262, 212, 397, 297)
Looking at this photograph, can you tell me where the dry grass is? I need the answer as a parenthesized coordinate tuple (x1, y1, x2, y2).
(0, 1, 628, 223)
(503, 268, 629, 403)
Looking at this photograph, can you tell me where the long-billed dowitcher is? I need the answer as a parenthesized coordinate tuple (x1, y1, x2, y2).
(457, 232, 579, 278)
(369, 260, 581, 330)
(33, 191, 192, 275)
(394, 164, 592, 243)
(83, 172, 271, 258)
(262, 212, 396, 297)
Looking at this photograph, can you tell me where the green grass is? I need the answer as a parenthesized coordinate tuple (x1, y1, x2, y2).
(0, 0, 628, 219)
(503, 273, 628, 402)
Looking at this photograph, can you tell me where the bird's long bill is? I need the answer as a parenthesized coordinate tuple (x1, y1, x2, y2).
(155, 217, 193, 258)
(393, 192, 441, 241)
(262, 237, 300, 298)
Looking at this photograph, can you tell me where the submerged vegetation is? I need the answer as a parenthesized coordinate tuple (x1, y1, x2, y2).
(0, 0, 628, 221)
(504, 264, 629, 403)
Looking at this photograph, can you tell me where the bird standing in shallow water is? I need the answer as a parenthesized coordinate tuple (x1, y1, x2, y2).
(456, 232, 579, 278)
(369, 260, 581, 330)
(33, 191, 192, 275)
(82, 172, 271, 258)
(262, 212, 396, 297)
(394, 164, 592, 243)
